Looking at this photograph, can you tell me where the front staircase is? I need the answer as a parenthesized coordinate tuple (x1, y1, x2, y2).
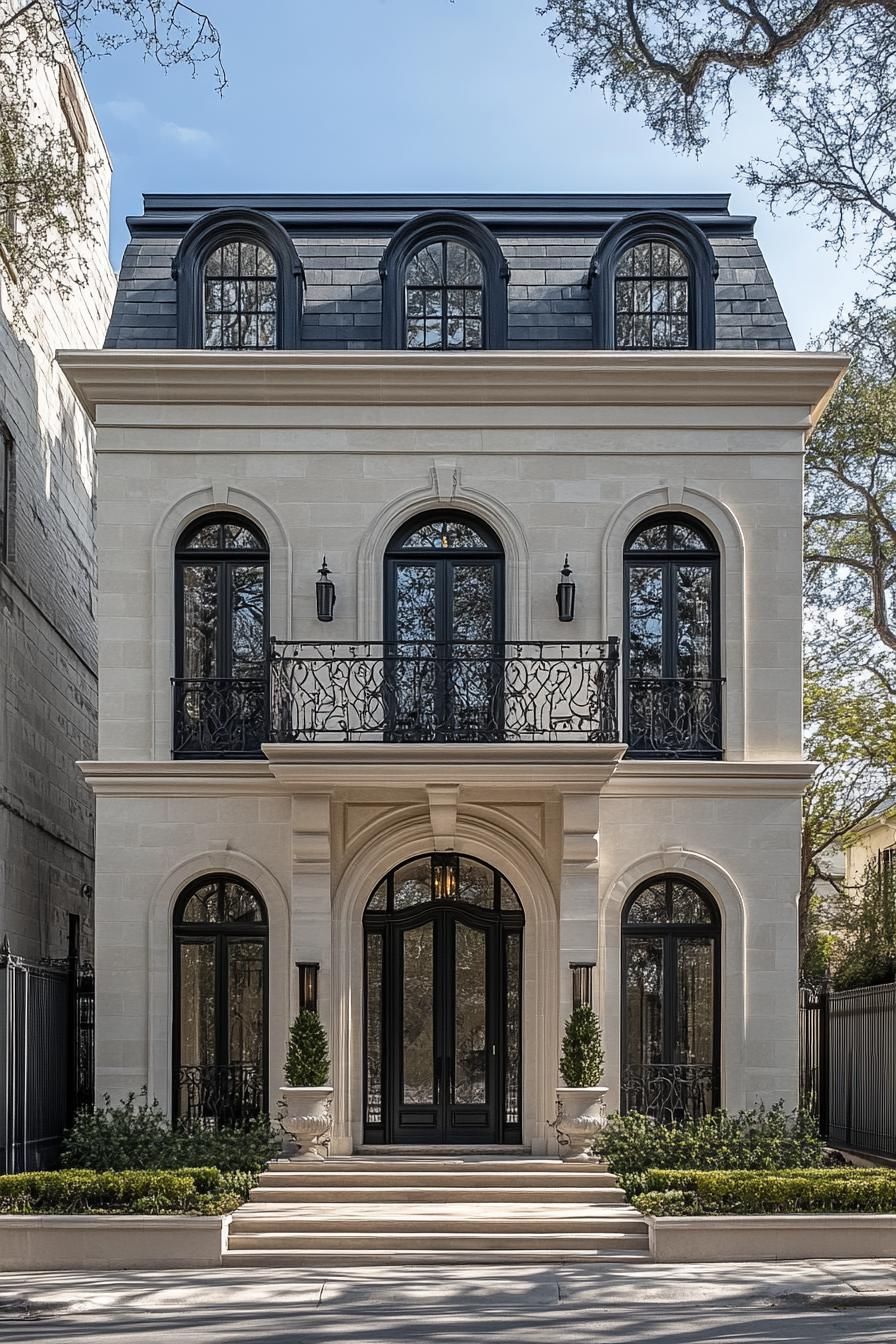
(223, 1152, 650, 1264)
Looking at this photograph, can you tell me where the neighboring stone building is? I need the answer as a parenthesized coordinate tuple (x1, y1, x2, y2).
(62, 193, 844, 1152)
(0, 46, 114, 966)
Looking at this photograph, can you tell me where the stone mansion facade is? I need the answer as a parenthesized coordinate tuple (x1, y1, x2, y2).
(60, 194, 845, 1153)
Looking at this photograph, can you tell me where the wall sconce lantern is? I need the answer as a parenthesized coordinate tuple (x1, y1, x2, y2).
(296, 961, 320, 1014)
(315, 558, 336, 622)
(556, 555, 576, 622)
(570, 961, 595, 1010)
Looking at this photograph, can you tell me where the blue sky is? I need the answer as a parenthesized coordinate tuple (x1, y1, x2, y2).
(80, 0, 865, 345)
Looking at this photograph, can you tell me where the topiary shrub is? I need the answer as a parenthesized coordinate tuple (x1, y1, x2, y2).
(284, 1010, 330, 1087)
(559, 1005, 604, 1087)
(61, 1091, 280, 1173)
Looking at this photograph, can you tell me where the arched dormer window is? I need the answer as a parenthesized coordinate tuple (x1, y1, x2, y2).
(172, 208, 303, 350)
(380, 211, 509, 350)
(590, 211, 718, 351)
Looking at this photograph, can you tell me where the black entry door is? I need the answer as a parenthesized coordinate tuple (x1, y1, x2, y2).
(392, 908, 498, 1143)
(384, 512, 504, 741)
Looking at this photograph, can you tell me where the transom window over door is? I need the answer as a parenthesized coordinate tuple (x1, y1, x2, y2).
(384, 511, 504, 741)
(624, 514, 722, 758)
(173, 875, 268, 1124)
(622, 875, 720, 1123)
(405, 241, 483, 349)
(174, 513, 269, 758)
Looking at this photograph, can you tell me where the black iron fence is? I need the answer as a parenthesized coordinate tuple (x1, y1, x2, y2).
(176, 1064, 264, 1126)
(800, 982, 896, 1160)
(0, 939, 95, 1173)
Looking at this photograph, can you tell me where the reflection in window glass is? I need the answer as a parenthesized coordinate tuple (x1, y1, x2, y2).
(615, 241, 690, 350)
(204, 240, 277, 350)
(365, 932, 383, 1125)
(402, 923, 434, 1103)
(406, 241, 483, 351)
(393, 857, 433, 910)
(454, 923, 487, 1103)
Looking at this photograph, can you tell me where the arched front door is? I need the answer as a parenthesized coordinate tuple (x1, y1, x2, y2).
(363, 854, 523, 1145)
(384, 511, 504, 742)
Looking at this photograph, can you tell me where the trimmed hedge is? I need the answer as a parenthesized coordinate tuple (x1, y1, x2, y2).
(592, 1104, 825, 1195)
(632, 1167, 896, 1217)
(0, 1168, 252, 1216)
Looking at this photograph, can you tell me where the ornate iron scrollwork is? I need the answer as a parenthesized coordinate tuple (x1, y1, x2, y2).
(172, 677, 268, 757)
(627, 678, 724, 758)
(620, 1064, 718, 1123)
(176, 1064, 263, 1127)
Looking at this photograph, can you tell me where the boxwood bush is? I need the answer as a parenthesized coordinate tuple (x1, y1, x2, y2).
(62, 1092, 281, 1173)
(0, 1168, 252, 1216)
(593, 1103, 825, 1194)
(633, 1167, 896, 1217)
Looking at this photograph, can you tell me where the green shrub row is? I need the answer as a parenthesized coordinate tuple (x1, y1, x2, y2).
(0, 1167, 253, 1216)
(592, 1104, 825, 1194)
(62, 1092, 282, 1173)
(632, 1167, 896, 1217)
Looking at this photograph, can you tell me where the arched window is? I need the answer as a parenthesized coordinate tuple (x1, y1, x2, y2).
(405, 240, 483, 350)
(363, 853, 523, 1144)
(173, 513, 269, 758)
(380, 211, 509, 350)
(173, 874, 268, 1123)
(614, 241, 690, 350)
(172, 207, 303, 349)
(623, 513, 722, 758)
(621, 875, 720, 1122)
(202, 240, 277, 350)
(384, 510, 505, 741)
(590, 210, 717, 350)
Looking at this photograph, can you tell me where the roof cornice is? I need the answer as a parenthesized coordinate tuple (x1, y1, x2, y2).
(57, 349, 848, 429)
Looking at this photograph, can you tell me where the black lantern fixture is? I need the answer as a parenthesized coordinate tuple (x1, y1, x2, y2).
(570, 961, 595, 1010)
(296, 961, 320, 1014)
(315, 558, 336, 622)
(556, 555, 576, 622)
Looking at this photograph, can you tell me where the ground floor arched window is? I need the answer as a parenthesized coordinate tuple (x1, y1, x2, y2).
(621, 874, 720, 1121)
(363, 853, 523, 1145)
(173, 874, 268, 1123)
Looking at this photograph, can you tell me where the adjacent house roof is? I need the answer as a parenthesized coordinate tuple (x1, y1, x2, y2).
(104, 192, 794, 352)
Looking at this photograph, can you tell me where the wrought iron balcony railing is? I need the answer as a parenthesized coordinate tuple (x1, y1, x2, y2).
(170, 648, 728, 759)
(621, 1064, 719, 1123)
(626, 677, 724, 759)
(269, 640, 620, 744)
(175, 1063, 264, 1127)
(173, 677, 268, 758)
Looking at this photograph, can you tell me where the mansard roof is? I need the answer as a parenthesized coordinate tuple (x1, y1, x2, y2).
(105, 192, 793, 352)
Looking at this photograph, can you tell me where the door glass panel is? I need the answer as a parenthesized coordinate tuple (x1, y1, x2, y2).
(500, 879, 522, 911)
(179, 942, 216, 1071)
(230, 564, 265, 677)
(675, 938, 714, 1065)
(624, 936, 664, 1067)
(394, 564, 437, 642)
(452, 564, 494, 642)
(182, 566, 219, 678)
(675, 565, 713, 680)
(227, 941, 264, 1069)
(504, 932, 522, 1126)
(457, 858, 495, 908)
(365, 932, 383, 1126)
(670, 882, 712, 924)
(402, 923, 434, 1104)
(627, 566, 664, 679)
(450, 564, 496, 737)
(393, 857, 433, 910)
(392, 564, 438, 737)
(454, 923, 487, 1104)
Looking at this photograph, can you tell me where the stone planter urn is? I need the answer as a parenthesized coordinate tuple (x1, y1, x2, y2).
(279, 1086, 333, 1161)
(553, 1086, 608, 1162)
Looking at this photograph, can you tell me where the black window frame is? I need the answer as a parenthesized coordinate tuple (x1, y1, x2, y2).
(623, 512, 722, 759)
(172, 874, 269, 1125)
(0, 419, 14, 566)
(172, 207, 304, 350)
(589, 210, 718, 351)
(380, 211, 509, 350)
(621, 874, 721, 1119)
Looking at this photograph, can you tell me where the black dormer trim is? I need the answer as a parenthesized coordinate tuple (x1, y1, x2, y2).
(589, 210, 719, 351)
(171, 207, 304, 349)
(379, 210, 510, 350)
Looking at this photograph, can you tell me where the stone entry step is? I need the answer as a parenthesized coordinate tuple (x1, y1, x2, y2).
(228, 1154, 649, 1265)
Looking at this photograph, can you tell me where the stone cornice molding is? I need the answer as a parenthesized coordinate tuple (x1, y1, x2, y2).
(80, 752, 816, 797)
(58, 349, 847, 429)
